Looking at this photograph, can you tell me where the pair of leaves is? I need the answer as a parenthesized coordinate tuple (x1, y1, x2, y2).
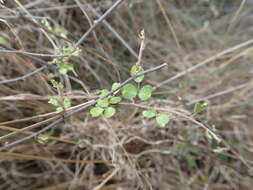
(90, 107, 116, 118)
(90, 87, 122, 118)
(122, 84, 153, 101)
(97, 97, 121, 107)
(142, 109, 170, 127)
(130, 65, 144, 83)
(48, 97, 71, 113)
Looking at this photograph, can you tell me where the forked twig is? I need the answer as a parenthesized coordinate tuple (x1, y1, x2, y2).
(75, 0, 125, 46)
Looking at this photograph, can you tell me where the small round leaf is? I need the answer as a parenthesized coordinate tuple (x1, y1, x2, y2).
(109, 97, 121, 104)
(97, 99, 109, 107)
(90, 107, 104, 117)
(59, 67, 68, 75)
(63, 98, 71, 109)
(111, 82, 120, 91)
(130, 65, 144, 83)
(156, 114, 169, 127)
(122, 84, 137, 100)
(99, 89, 110, 97)
(142, 109, 156, 118)
(56, 107, 63, 113)
(48, 98, 58, 106)
(138, 85, 153, 101)
(104, 107, 116, 118)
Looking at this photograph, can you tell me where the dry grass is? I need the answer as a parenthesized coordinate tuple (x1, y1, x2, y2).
(0, 0, 253, 189)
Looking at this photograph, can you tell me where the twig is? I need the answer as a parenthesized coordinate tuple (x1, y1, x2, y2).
(89, 6, 138, 59)
(13, 0, 57, 49)
(155, 39, 253, 89)
(0, 66, 46, 85)
(186, 81, 253, 106)
(75, 0, 125, 46)
(0, 63, 167, 150)
(0, 48, 71, 58)
(0, 152, 109, 164)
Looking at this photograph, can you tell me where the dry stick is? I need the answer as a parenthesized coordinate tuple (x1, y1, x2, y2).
(0, 115, 61, 143)
(0, 45, 57, 84)
(0, 63, 167, 150)
(155, 0, 181, 50)
(89, 6, 138, 59)
(227, 0, 247, 33)
(0, 65, 46, 85)
(13, 0, 57, 49)
(75, 0, 125, 46)
(155, 39, 253, 89)
(186, 81, 253, 106)
(0, 48, 71, 58)
(0, 152, 109, 164)
(0, 100, 94, 142)
(0, 125, 78, 145)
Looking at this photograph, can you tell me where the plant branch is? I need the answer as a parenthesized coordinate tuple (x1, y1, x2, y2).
(0, 65, 46, 85)
(75, 0, 125, 46)
(0, 63, 167, 150)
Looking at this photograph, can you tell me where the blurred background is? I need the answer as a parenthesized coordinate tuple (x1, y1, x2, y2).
(0, 0, 253, 189)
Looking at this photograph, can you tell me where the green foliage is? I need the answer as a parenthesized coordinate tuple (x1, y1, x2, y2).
(142, 108, 156, 118)
(193, 102, 208, 117)
(138, 85, 153, 101)
(104, 107, 116, 118)
(122, 83, 137, 100)
(63, 98, 71, 109)
(156, 114, 170, 127)
(109, 97, 121, 104)
(51, 45, 80, 75)
(111, 82, 121, 94)
(90, 107, 104, 117)
(56, 107, 63, 113)
(99, 89, 110, 97)
(48, 97, 71, 113)
(97, 99, 109, 108)
(54, 26, 69, 37)
(0, 36, 6, 45)
(48, 98, 58, 106)
(130, 65, 144, 83)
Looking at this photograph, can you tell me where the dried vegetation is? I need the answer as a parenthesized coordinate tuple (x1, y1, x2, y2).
(0, 0, 253, 189)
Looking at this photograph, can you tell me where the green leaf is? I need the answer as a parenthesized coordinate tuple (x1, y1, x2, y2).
(56, 107, 63, 113)
(109, 97, 121, 104)
(90, 107, 104, 117)
(48, 98, 58, 106)
(111, 82, 120, 91)
(0, 36, 6, 45)
(63, 46, 75, 53)
(122, 84, 137, 100)
(104, 107, 116, 118)
(99, 89, 110, 97)
(97, 99, 109, 108)
(156, 114, 169, 127)
(63, 98, 71, 109)
(130, 65, 144, 83)
(142, 109, 156, 118)
(65, 64, 74, 71)
(138, 85, 153, 101)
(59, 67, 68, 75)
(193, 102, 208, 117)
(111, 82, 120, 94)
